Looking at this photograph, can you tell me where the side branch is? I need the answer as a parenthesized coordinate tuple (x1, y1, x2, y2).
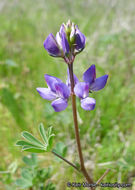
(52, 150, 80, 172)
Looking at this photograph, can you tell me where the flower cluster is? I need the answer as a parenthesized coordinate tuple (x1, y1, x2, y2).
(74, 65, 108, 110)
(37, 65, 108, 112)
(44, 20, 85, 63)
(37, 21, 108, 112)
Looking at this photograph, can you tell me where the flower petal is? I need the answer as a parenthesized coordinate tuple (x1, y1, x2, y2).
(45, 74, 62, 92)
(70, 23, 76, 41)
(36, 88, 56, 100)
(44, 33, 61, 57)
(83, 65, 96, 84)
(55, 82, 70, 99)
(81, 97, 96, 111)
(74, 82, 89, 99)
(75, 25, 86, 51)
(61, 26, 70, 55)
(90, 75, 108, 91)
(56, 32, 62, 49)
(66, 69, 79, 88)
(51, 98, 68, 112)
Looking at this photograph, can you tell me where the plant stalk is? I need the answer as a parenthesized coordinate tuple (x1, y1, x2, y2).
(52, 150, 80, 172)
(68, 62, 94, 186)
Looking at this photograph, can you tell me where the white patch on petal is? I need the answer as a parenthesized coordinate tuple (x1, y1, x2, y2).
(56, 32, 62, 49)
(70, 24, 76, 40)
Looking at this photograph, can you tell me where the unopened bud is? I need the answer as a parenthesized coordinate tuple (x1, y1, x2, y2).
(65, 20, 72, 35)
(70, 23, 76, 43)
(67, 19, 72, 27)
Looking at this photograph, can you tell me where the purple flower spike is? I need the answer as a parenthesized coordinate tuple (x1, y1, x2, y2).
(81, 97, 96, 111)
(83, 64, 108, 91)
(36, 75, 70, 112)
(44, 33, 61, 57)
(75, 25, 86, 52)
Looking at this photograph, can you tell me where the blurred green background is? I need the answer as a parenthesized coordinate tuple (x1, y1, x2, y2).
(0, 0, 135, 189)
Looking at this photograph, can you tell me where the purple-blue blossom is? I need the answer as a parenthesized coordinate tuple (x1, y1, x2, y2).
(74, 82, 96, 111)
(66, 68, 95, 111)
(74, 64, 108, 111)
(83, 64, 108, 91)
(36, 74, 70, 112)
(44, 20, 86, 61)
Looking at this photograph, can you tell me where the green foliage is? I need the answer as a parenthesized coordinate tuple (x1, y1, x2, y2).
(0, 154, 56, 189)
(0, 88, 26, 129)
(5, 59, 18, 68)
(0, 0, 135, 189)
(0, 162, 18, 189)
(22, 152, 38, 167)
(15, 154, 56, 189)
(16, 123, 55, 153)
(45, 183, 56, 190)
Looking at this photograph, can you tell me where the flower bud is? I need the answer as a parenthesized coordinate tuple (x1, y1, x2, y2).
(44, 20, 86, 60)
(70, 23, 76, 44)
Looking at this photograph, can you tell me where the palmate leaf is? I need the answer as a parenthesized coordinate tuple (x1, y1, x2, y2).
(21, 168, 33, 181)
(16, 169, 33, 188)
(22, 153, 37, 167)
(15, 178, 32, 188)
(16, 123, 55, 153)
(39, 124, 55, 151)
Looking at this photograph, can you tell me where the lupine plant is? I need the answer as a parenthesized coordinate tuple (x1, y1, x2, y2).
(17, 20, 109, 189)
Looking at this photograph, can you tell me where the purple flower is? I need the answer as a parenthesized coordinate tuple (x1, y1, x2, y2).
(75, 25, 86, 53)
(74, 65, 108, 111)
(66, 67, 95, 111)
(43, 20, 86, 60)
(43, 33, 62, 57)
(83, 65, 108, 91)
(36, 74, 70, 112)
(74, 82, 96, 111)
(44, 24, 69, 58)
